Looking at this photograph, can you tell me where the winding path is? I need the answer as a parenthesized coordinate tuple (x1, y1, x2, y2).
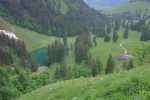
(119, 40, 128, 56)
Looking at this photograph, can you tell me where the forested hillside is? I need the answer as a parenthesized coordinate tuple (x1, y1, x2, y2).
(0, 0, 107, 36)
(0, 33, 28, 66)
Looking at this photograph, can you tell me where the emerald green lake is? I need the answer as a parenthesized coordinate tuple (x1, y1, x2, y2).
(30, 48, 49, 66)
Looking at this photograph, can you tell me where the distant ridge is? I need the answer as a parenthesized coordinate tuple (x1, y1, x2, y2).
(83, 0, 129, 9)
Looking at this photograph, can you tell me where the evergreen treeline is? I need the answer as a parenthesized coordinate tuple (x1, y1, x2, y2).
(0, 33, 28, 66)
(0, 48, 13, 65)
(0, 0, 107, 37)
(0, 32, 38, 71)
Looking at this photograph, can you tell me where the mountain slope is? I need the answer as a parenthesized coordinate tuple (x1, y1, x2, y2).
(18, 65, 150, 100)
(84, 0, 129, 9)
(0, 0, 106, 36)
(0, 18, 56, 52)
(103, 1, 150, 14)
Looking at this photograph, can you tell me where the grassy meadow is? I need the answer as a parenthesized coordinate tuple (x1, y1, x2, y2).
(102, 1, 150, 14)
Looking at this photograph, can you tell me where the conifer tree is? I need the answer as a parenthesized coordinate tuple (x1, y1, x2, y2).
(96, 57, 102, 73)
(30, 60, 38, 72)
(63, 33, 68, 46)
(60, 60, 68, 79)
(105, 54, 114, 74)
(140, 27, 150, 41)
(91, 59, 98, 76)
(114, 21, 120, 31)
(55, 67, 60, 79)
(107, 24, 112, 34)
(123, 24, 129, 39)
(128, 60, 134, 70)
(93, 35, 97, 46)
(122, 20, 126, 28)
(113, 31, 119, 42)
(104, 34, 111, 42)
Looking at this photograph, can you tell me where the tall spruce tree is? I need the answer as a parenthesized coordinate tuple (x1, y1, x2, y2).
(104, 34, 111, 42)
(107, 24, 112, 34)
(113, 31, 119, 42)
(122, 20, 126, 29)
(140, 27, 150, 41)
(123, 24, 129, 39)
(63, 33, 68, 46)
(60, 60, 68, 79)
(93, 35, 97, 46)
(105, 54, 114, 74)
(91, 59, 99, 76)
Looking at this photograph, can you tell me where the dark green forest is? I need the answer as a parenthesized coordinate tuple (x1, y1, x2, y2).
(0, 0, 107, 37)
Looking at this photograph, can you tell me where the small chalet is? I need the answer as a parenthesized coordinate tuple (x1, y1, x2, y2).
(116, 54, 135, 60)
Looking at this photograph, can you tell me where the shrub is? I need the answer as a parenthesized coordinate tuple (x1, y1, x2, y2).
(71, 65, 92, 78)
(0, 86, 20, 100)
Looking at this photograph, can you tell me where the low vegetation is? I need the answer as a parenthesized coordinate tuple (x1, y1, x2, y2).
(17, 64, 150, 100)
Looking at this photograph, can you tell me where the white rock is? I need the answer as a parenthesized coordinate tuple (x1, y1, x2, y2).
(0, 30, 19, 40)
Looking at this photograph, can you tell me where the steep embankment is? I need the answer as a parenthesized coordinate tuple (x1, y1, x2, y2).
(18, 65, 150, 100)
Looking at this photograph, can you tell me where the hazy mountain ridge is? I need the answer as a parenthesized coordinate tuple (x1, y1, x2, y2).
(83, 0, 129, 9)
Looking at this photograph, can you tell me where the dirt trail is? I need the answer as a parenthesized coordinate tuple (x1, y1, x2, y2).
(119, 40, 128, 55)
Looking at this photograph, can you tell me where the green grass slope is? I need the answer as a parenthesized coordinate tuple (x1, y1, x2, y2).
(103, 1, 150, 14)
(90, 28, 142, 66)
(0, 18, 76, 52)
(0, 18, 56, 52)
(17, 64, 150, 100)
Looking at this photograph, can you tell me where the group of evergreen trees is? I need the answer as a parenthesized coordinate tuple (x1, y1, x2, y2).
(0, 32, 38, 72)
(55, 57, 103, 79)
(74, 34, 92, 64)
(54, 34, 102, 79)
(0, 33, 28, 66)
(104, 21, 120, 42)
(0, 47, 13, 65)
(48, 40, 68, 65)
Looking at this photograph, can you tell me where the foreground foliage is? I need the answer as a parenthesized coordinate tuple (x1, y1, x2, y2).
(17, 65, 150, 100)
